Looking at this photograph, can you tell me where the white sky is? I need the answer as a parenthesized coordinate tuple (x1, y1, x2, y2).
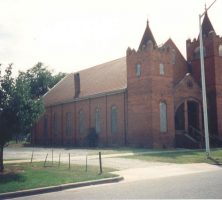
(0, 0, 221, 75)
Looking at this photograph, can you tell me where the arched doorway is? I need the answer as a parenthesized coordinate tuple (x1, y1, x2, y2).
(175, 100, 202, 132)
(187, 101, 199, 130)
(175, 103, 185, 130)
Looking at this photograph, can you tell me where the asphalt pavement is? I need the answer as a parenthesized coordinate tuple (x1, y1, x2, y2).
(10, 167, 222, 199)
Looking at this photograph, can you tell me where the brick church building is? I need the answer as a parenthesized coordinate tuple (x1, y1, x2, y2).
(33, 13, 222, 148)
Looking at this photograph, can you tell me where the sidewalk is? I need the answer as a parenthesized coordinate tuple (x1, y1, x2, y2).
(112, 163, 222, 182)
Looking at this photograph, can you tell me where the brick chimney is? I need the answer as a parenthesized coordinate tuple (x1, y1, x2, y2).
(74, 73, 80, 98)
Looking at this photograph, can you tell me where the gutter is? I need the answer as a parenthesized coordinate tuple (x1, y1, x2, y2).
(45, 88, 127, 108)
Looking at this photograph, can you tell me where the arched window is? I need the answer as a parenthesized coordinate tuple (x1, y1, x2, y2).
(194, 47, 200, 59)
(79, 110, 85, 133)
(111, 106, 117, 133)
(159, 63, 164, 75)
(95, 108, 101, 134)
(219, 45, 222, 57)
(53, 113, 60, 135)
(160, 102, 167, 132)
(147, 40, 153, 50)
(65, 112, 72, 135)
(171, 49, 176, 65)
(194, 46, 206, 59)
(44, 116, 48, 136)
(135, 63, 141, 77)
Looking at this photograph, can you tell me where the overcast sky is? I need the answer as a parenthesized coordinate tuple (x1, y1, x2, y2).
(0, 0, 221, 75)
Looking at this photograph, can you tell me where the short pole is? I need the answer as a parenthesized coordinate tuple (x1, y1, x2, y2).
(99, 152, 102, 174)
(52, 149, 53, 166)
(58, 153, 61, 168)
(69, 153, 71, 170)
(85, 155, 88, 172)
(30, 150, 34, 165)
(44, 153, 48, 167)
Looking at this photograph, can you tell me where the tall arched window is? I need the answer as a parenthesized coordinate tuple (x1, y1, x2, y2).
(135, 63, 141, 77)
(52, 113, 57, 135)
(159, 63, 165, 75)
(44, 116, 48, 136)
(171, 49, 176, 65)
(160, 102, 167, 132)
(66, 112, 72, 136)
(219, 45, 222, 57)
(95, 108, 101, 134)
(111, 106, 117, 133)
(79, 110, 85, 133)
(194, 46, 206, 59)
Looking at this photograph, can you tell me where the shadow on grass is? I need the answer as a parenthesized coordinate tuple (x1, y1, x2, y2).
(0, 173, 26, 184)
(207, 157, 222, 165)
(143, 150, 203, 158)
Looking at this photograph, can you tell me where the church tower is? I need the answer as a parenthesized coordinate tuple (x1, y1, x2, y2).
(186, 13, 222, 139)
(126, 21, 176, 148)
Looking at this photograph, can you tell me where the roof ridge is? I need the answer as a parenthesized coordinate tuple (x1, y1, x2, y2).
(75, 56, 126, 74)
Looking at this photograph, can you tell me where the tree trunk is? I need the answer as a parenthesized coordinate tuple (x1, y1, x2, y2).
(0, 146, 4, 173)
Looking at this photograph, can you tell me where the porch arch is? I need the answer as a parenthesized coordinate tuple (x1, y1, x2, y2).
(175, 98, 202, 132)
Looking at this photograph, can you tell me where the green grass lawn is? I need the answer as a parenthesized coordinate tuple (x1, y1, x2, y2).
(0, 162, 117, 194)
(124, 148, 222, 164)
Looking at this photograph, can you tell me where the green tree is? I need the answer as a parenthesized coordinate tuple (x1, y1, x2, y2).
(0, 64, 18, 172)
(15, 75, 45, 136)
(18, 62, 66, 98)
(0, 64, 44, 172)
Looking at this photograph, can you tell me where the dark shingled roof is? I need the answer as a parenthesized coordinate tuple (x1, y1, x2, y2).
(43, 57, 127, 106)
(138, 20, 157, 51)
(202, 12, 215, 37)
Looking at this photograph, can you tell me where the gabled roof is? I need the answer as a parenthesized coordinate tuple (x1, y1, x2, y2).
(138, 20, 157, 51)
(202, 12, 215, 37)
(174, 73, 201, 93)
(164, 38, 186, 61)
(43, 57, 127, 106)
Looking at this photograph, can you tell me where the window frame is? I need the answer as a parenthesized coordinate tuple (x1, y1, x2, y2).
(111, 106, 118, 134)
(43, 115, 48, 136)
(95, 108, 101, 134)
(79, 110, 85, 134)
(159, 63, 165, 75)
(219, 45, 222, 57)
(65, 112, 72, 136)
(135, 63, 141, 77)
(160, 101, 167, 133)
(52, 113, 57, 135)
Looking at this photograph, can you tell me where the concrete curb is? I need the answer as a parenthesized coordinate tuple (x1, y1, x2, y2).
(0, 176, 124, 199)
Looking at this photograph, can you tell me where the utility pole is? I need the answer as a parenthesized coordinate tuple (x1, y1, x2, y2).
(199, 0, 217, 157)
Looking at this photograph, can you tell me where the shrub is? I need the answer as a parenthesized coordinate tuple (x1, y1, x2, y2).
(86, 128, 98, 147)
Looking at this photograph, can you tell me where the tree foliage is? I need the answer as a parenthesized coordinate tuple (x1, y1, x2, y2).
(0, 64, 19, 147)
(18, 62, 66, 98)
(0, 62, 66, 172)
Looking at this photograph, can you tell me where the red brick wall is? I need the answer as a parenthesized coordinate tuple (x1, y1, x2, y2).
(214, 36, 222, 138)
(127, 46, 176, 147)
(187, 34, 222, 137)
(35, 91, 127, 147)
(51, 105, 63, 145)
(62, 103, 75, 145)
(75, 99, 90, 145)
(127, 50, 152, 147)
(35, 108, 51, 145)
(106, 93, 126, 146)
(89, 97, 107, 145)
